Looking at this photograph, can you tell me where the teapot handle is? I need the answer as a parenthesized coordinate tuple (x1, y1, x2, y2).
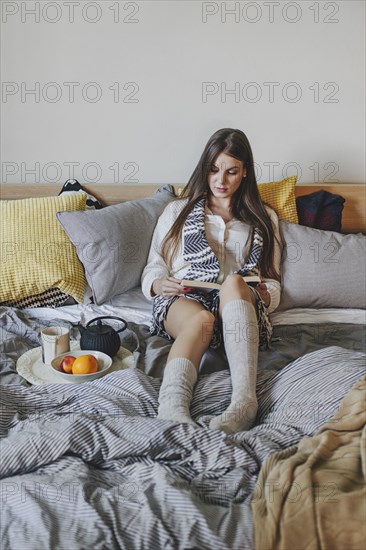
(86, 316, 127, 333)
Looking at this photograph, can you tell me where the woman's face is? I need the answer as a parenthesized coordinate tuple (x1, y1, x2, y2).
(207, 152, 246, 202)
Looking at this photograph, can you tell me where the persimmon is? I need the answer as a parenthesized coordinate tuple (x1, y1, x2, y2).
(72, 354, 98, 375)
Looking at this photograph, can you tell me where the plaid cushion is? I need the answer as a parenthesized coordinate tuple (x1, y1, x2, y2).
(296, 190, 345, 232)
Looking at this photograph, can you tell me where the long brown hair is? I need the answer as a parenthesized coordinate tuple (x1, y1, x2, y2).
(162, 128, 281, 280)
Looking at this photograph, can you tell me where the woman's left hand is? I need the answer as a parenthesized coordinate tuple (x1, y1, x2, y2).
(255, 283, 271, 307)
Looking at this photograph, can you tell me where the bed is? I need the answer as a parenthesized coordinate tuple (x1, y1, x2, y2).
(1, 180, 365, 550)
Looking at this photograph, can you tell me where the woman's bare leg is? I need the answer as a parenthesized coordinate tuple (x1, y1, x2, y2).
(157, 297, 215, 426)
(210, 275, 259, 433)
(164, 297, 215, 366)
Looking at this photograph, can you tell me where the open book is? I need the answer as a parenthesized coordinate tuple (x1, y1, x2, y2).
(181, 275, 261, 291)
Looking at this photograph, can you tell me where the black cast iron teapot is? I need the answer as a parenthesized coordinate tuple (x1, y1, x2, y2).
(78, 316, 127, 358)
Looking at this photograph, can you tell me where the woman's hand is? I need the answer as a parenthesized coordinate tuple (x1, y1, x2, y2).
(152, 277, 191, 298)
(255, 282, 271, 307)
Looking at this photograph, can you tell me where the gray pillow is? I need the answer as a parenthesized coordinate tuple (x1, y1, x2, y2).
(279, 221, 366, 310)
(57, 185, 175, 305)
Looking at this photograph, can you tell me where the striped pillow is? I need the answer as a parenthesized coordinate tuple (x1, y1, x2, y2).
(58, 179, 104, 210)
(1, 288, 74, 309)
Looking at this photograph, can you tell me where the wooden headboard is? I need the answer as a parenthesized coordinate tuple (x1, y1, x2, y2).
(1, 183, 365, 233)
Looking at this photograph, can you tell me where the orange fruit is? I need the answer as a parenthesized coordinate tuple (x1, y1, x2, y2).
(72, 354, 98, 375)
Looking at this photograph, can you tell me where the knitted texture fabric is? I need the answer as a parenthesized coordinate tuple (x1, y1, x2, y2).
(209, 299, 259, 434)
(0, 193, 87, 304)
(157, 358, 198, 427)
(182, 196, 262, 283)
(151, 196, 272, 350)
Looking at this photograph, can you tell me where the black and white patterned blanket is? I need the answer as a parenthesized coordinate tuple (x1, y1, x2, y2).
(0, 306, 365, 550)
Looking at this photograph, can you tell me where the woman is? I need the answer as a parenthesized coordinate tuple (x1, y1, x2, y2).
(141, 128, 282, 433)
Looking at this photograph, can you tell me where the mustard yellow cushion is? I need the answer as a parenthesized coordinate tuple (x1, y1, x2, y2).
(0, 193, 87, 303)
(258, 176, 298, 224)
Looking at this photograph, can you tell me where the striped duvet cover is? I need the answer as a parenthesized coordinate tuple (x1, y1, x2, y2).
(0, 307, 365, 550)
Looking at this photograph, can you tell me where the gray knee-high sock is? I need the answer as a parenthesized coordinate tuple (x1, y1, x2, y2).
(209, 299, 259, 434)
(157, 357, 198, 426)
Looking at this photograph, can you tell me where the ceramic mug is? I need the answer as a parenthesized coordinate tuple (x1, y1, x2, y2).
(41, 326, 70, 365)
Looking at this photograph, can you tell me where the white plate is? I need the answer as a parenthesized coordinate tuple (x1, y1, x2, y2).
(16, 341, 134, 385)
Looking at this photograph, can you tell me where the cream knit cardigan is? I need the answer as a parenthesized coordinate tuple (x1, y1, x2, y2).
(141, 198, 281, 314)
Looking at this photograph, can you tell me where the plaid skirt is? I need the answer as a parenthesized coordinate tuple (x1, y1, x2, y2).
(150, 288, 272, 350)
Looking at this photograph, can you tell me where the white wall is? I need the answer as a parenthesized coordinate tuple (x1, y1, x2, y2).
(1, 0, 365, 185)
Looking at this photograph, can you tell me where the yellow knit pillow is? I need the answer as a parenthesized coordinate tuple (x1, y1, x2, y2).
(0, 193, 87, 303)
(258, 176, 298, 223)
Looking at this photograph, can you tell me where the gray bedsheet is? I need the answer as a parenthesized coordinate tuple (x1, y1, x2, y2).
(0, 306, 365, 550)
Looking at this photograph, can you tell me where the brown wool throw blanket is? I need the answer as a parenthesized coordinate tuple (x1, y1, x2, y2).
(252, 375, 366, 550)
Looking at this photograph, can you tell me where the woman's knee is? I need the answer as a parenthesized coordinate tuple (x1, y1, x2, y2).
(169, 308, 215, 347)
(220, 274, 255, 309)
(172, 306, 215, 329)
(165, 299, 215, 340)
(222, 274, 244, 289)
(187, 310, 215, 345)
(221, 274, 250, 296)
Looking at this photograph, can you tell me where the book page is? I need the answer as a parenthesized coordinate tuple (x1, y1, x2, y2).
(181, 275, 260, 291)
